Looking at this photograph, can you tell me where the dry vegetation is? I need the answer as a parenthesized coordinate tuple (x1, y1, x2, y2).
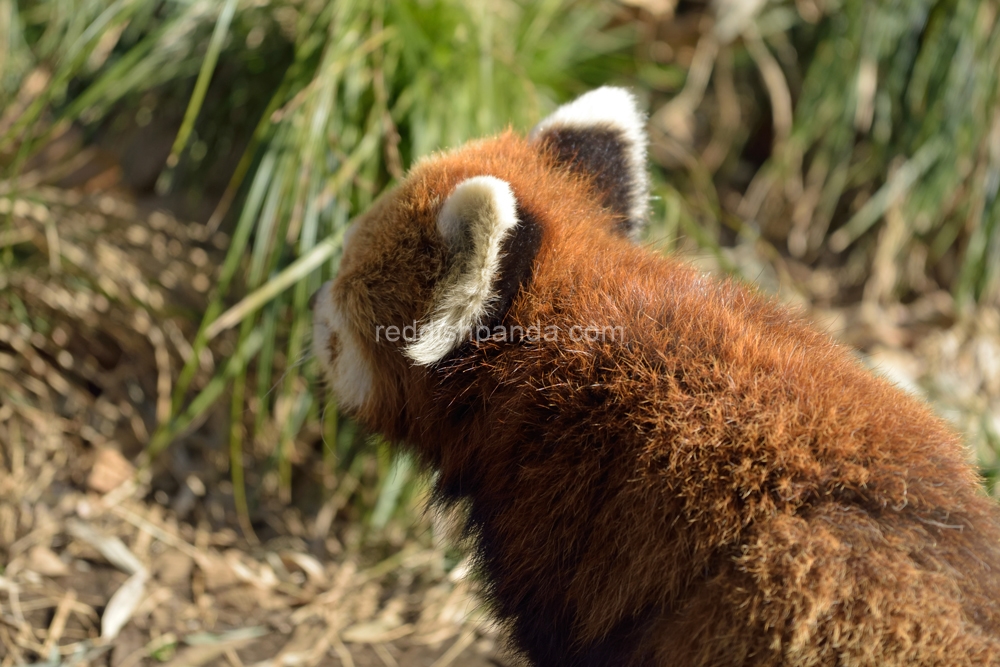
(1, 0, 999, 665)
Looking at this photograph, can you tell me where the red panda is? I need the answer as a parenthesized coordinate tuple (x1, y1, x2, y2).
(312, 87, 1000, 666)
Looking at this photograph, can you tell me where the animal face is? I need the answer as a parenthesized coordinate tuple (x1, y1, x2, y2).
(311, 87, 648, 436)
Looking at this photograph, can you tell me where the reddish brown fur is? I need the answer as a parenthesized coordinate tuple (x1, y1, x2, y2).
(323, 131, 1000, 665)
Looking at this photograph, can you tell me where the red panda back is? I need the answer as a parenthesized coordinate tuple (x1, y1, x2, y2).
(424, 240, 1000, 664)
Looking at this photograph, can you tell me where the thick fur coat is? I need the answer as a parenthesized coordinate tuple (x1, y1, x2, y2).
(312, 87, 1000, 666)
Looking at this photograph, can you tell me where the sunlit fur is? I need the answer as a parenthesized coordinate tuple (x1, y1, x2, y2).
(312, 91, 1000, 665)
(405, 176, 520, 365)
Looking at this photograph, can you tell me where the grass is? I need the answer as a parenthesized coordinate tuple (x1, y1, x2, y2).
(647, 0, 1000, 307)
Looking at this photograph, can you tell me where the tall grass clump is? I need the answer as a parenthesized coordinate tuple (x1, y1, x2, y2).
(788, 0, 1000, 307)
(649, 0, 1000, 307)
(1, 0, 632, 541)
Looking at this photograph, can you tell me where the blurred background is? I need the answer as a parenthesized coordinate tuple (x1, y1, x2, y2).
(1, 0, 999, 664)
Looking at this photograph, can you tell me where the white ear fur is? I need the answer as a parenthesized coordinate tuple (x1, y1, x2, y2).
(530, 86, 649, 236)
(405, 176, 519, 366)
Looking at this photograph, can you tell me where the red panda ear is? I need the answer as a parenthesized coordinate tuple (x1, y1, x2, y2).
(405, 176, 539, 366)
(531, 86, 649, 239)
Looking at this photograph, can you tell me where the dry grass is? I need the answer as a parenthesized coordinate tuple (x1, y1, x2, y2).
(0, 455, 497, 667)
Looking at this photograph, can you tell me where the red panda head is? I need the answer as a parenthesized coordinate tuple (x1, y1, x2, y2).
(312, 87, 648, 437)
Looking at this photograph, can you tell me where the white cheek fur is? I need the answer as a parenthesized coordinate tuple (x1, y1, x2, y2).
(312, 281, 373, 412)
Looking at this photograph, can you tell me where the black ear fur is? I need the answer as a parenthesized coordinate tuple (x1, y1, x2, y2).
(531, 87, 649, 240)
(535, 127, 635, 236)
(482, 205, 543, 331)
